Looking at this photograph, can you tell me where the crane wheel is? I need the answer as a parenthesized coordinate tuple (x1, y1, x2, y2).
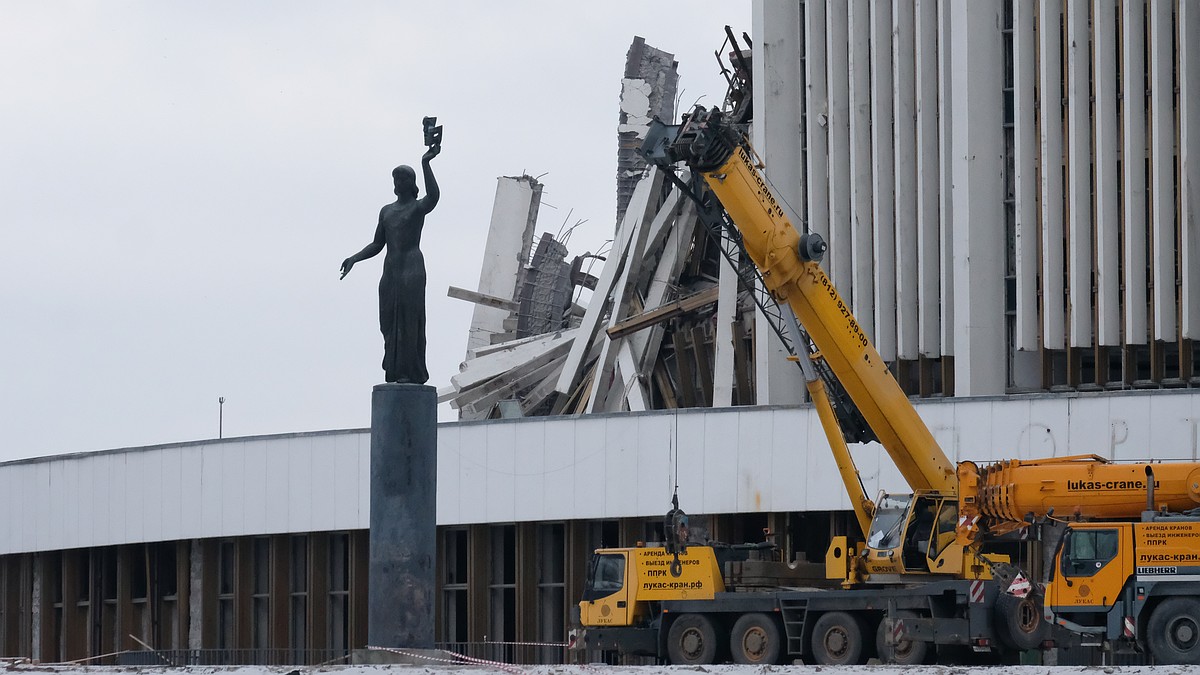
(994, 591, 1047, 652)
(730, 613, 783, 664)
(1147, 597, 1200, 665)
(811, 611, 868, 665)
(667, 614, 719, 665)
(876, 610, 931, 665)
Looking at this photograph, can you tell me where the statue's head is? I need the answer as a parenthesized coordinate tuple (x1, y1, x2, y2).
(393, 165, 418, 199)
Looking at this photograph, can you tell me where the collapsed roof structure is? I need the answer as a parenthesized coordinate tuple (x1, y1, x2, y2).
(441, 38, 765, 420)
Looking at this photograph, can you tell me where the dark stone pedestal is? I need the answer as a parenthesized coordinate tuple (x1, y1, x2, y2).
(368, 383, 437, 649)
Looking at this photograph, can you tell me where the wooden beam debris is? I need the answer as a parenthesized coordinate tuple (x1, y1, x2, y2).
(606, 286, 720, 339)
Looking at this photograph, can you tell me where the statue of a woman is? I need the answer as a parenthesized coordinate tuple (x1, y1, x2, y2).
(341, 125, 441, 384)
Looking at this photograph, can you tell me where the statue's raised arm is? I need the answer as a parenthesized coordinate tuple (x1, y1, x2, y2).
(419, 116, 441, 213)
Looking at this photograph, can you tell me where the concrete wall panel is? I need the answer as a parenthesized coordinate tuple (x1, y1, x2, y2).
(159, 447, 183, 539)
(310, 435, 340, 533)
(434, 425, 460, 524)
(47, 459, 68, 552)
(1065, 396, 1115, 458)
(0, 467, 11, 552)
(263, 440, 290, 540)
(180, 445, 203, 540)
(735, 407, 774, 513)
(142, 447, 165, 544)
(540, 421, 576, 525)
(634, 414, 674, 517)
(701, 411, 739, 515)
(457, 423, 488, 523)
(219, 442, 245, 539)
(199, 442, 222, 537)
(603, 414, 641, 519)
(1147, 395, 1199, 461)
(987, 398, 1035, 461)
(572, 417, 608, 520)
(513, 420, 546, 522)
(1105, 396, 1152, 461)
(286, 437, 313, 534)
(484, 422, 517, 522)
(673, 412, 709, 515)
(770, 409, 807, 511)
(241, 439, 269, 537)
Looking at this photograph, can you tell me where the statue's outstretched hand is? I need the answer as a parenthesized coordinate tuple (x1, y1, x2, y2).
(340, 258, 354, 279)
(423, 143, 441, 161)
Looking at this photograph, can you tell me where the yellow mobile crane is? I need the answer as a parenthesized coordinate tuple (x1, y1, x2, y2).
(577, 31, 1200, 666)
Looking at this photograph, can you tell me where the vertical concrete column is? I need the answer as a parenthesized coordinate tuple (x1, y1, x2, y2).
(188, 540, 203, 650)
(30, 557, 41, 662)
(368, 383, 436, 649)
(712, 239, 739, 408)
(752, 0, 808, 406)
(949, 2, 1006, 395)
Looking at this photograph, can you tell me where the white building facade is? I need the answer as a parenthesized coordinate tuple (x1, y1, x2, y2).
(752, 0, 1199, 401)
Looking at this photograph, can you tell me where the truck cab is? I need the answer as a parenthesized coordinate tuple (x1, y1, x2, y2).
(1045, 520, 1200, 664)
(578, 545, 726, 657)
(1046, 523, 1133, 619)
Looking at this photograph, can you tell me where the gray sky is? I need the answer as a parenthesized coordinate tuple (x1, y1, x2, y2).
(0, 2, 750, 461)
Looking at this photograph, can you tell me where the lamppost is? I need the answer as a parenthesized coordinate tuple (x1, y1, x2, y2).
(219, 396, 225, 439)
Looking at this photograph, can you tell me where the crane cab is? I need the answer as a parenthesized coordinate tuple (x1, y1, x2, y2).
(861, 492, 968, 580)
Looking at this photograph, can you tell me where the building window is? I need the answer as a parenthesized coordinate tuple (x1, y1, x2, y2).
(155, 543, 179, 650)
(536, 524, 565, 663)
(217, 540, 236, 650)
(440, 528, 468, 645)
(252, 538, 271, 650)
(130, 545, 150, 651)
(99, 548, 117, 653)
(289, 535, 308, 657)
(328, 533, 349, 653)
(488, 525, 516, 648)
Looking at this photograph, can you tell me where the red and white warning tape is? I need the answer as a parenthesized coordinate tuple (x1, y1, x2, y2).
(367, 644, 570, 674)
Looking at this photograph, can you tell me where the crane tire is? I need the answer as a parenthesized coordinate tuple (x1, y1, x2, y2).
(811, 611, 868, 665)
(667, 613, 719, 665)
(730, 613, 783, 664)
(1147, 597, 1200, 665)
(876, 610, 931, 665)
(994, 591, 1047, 652)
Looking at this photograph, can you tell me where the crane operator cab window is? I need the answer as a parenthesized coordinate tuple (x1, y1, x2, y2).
(867, 494, 912, 550)
(583, 553, 626, 601)
(930, 500, 958, 558)
(901, 496, 951, 569)
(1060, 529, 1119, 578)
(902, 501, 934, 570)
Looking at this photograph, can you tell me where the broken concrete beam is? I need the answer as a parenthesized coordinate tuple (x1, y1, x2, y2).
(466, 175, 542, 356)
(459, 357, 565, 417)
(451, 328, 578, 394)
(553, 169, 663, 399)
(447, 286, 521, 312)
(617, 37, 678, 227)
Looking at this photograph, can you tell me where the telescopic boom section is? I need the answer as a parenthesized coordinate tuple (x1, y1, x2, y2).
(644, 109, 956, 495)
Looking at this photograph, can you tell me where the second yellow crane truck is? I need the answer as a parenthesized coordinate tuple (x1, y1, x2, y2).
(575, 35, 1200, 666)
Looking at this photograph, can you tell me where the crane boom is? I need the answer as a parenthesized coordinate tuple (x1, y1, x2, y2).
(643, 109, 955, 495)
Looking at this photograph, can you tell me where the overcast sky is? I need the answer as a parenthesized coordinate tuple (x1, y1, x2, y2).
(0, 2, 750, 461)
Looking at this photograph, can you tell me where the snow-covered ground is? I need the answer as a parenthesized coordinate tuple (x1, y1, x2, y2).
(5, 666, 1200, 675)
